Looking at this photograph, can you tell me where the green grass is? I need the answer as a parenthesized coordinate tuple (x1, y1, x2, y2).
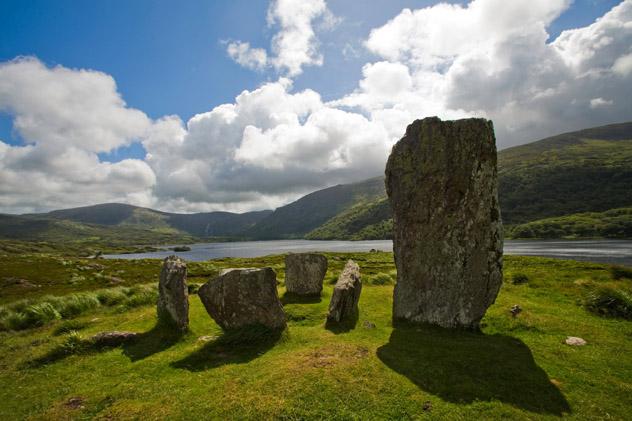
(0, 284, 158, 331)
(0, 253, 630, 419)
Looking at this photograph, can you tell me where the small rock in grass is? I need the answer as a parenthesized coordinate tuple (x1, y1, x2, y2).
(422, 401, 432, 411)
(510, 304, 522, 318)
(197, 335, 217, 342)
(363, 321, 376, 329)
(91, 331, 138, 347)
(564, 336, 587, 346)
(65, 397, 85, 409)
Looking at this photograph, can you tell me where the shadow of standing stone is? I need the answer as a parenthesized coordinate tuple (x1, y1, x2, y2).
(326, 260, 361, 331)
(377, 325, 571, 416)
(157, 256, 189, 332)
(385, 117, 503, 329)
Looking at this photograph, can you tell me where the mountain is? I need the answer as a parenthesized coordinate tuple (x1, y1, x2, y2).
(244, 177, 386, 239)
(305, 198, 392, 240)
(304, 121, 632, 240)
(498, 121, 632, 224)
(37, 203, 271, 237)
(0, 213, 196, 248)
(3, 121, 631, 244)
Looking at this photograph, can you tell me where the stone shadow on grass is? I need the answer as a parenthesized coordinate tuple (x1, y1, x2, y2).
(377, 325, 571, 416)
(281, 292, 322, 305)
(171, 326, 284, 372)
(324, 310, 359, 334)
(122, 323, 185, 362)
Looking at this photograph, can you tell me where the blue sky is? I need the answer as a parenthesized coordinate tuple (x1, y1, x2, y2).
(0, 0, 620, 138)
(0, 0, 630, 212)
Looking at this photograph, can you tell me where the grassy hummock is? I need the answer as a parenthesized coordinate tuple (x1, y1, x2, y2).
(0, 253, 631, 419)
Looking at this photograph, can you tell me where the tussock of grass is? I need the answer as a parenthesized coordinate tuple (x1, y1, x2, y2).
(512, 273, 529, 284)
(584, 285, 632, 320)
(53, 319, 90, 336)
(0, 284, 157, 331)
(610, 265, 632, 280)
(368, 271, 396, 285)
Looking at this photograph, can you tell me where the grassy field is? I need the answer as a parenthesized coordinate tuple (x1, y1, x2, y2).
(1, 252, 631, 420)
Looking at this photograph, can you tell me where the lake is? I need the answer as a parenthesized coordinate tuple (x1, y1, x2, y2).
(104, 239, 632, 266)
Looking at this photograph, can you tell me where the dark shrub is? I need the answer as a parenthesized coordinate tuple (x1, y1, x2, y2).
(585, 286, 632, 320)
(610, 265, 632, 280)
(512, 273, 529, 285)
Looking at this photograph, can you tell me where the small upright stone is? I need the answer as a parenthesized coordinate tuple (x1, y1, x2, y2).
(198, 268, 286, 331)
(285, 253, 328, 295)
(385, 117, 503, 329)
(157, 255, 189, 331)
(327, 260, 362, 324)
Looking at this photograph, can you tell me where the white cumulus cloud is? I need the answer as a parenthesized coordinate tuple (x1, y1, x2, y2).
(0, 57, 155, 213)
(226, 0, 336, 77)
(2, 0, 632, 213)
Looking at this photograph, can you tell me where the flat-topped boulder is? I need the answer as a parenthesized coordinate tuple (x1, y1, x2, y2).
(285, 253, 328, 296)
(385, 117, 503, 329)
(198, 267, 286, 331)
(327, 260, 362, 324)
(157, 255, 189, 331)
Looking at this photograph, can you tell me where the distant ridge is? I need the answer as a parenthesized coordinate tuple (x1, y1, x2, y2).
(2, 121, 631, 243)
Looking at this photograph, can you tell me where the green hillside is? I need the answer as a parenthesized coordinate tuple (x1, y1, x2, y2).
(24, 203, 272, 238)
(507, 207, 632, 239)
(498, 122, 632, 224)
(306, 121, 632, 240)
(244, 177, 386, 239)
(0, 214, 195, 254)
(305, 198, 392, 240)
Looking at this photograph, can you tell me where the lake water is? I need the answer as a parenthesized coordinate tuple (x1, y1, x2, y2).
(104, 239, 632, 266)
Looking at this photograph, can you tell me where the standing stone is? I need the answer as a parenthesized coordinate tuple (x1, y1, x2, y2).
(327, 260, 362, 324)
(285, 253, 328, 295)
(385, 117, 503, 329)
(198, 268, 286, 330)
(157, 255, 189, 331)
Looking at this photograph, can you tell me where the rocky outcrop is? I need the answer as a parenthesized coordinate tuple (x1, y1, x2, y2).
(327, 260, 362, 324)
(198, 268, 286, 330)
(284, 253, 328, 295)
(157, 256, 189, 331)
(385, 117, 503, 329)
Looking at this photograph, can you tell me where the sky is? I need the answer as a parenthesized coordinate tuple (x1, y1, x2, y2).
(0, 0, 630, 214)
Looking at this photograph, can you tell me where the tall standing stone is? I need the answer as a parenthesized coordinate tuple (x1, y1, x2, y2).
(198, 268, 286, 331)
(326, 260, 362, 324)
(157, 255, 189, 331)
(285, 253, 328, 296)
(385, 117, 503, 329)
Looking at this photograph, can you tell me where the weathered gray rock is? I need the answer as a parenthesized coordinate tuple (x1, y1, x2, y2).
(564, 336, 587, 346)
(285, 253, 328, 295)
(91, 331, 138, 347)
(385, 117, 503, 329)
(157, 255, 189, 331)
(327, 260, 362, 324)
(198, 268, 286, 330)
